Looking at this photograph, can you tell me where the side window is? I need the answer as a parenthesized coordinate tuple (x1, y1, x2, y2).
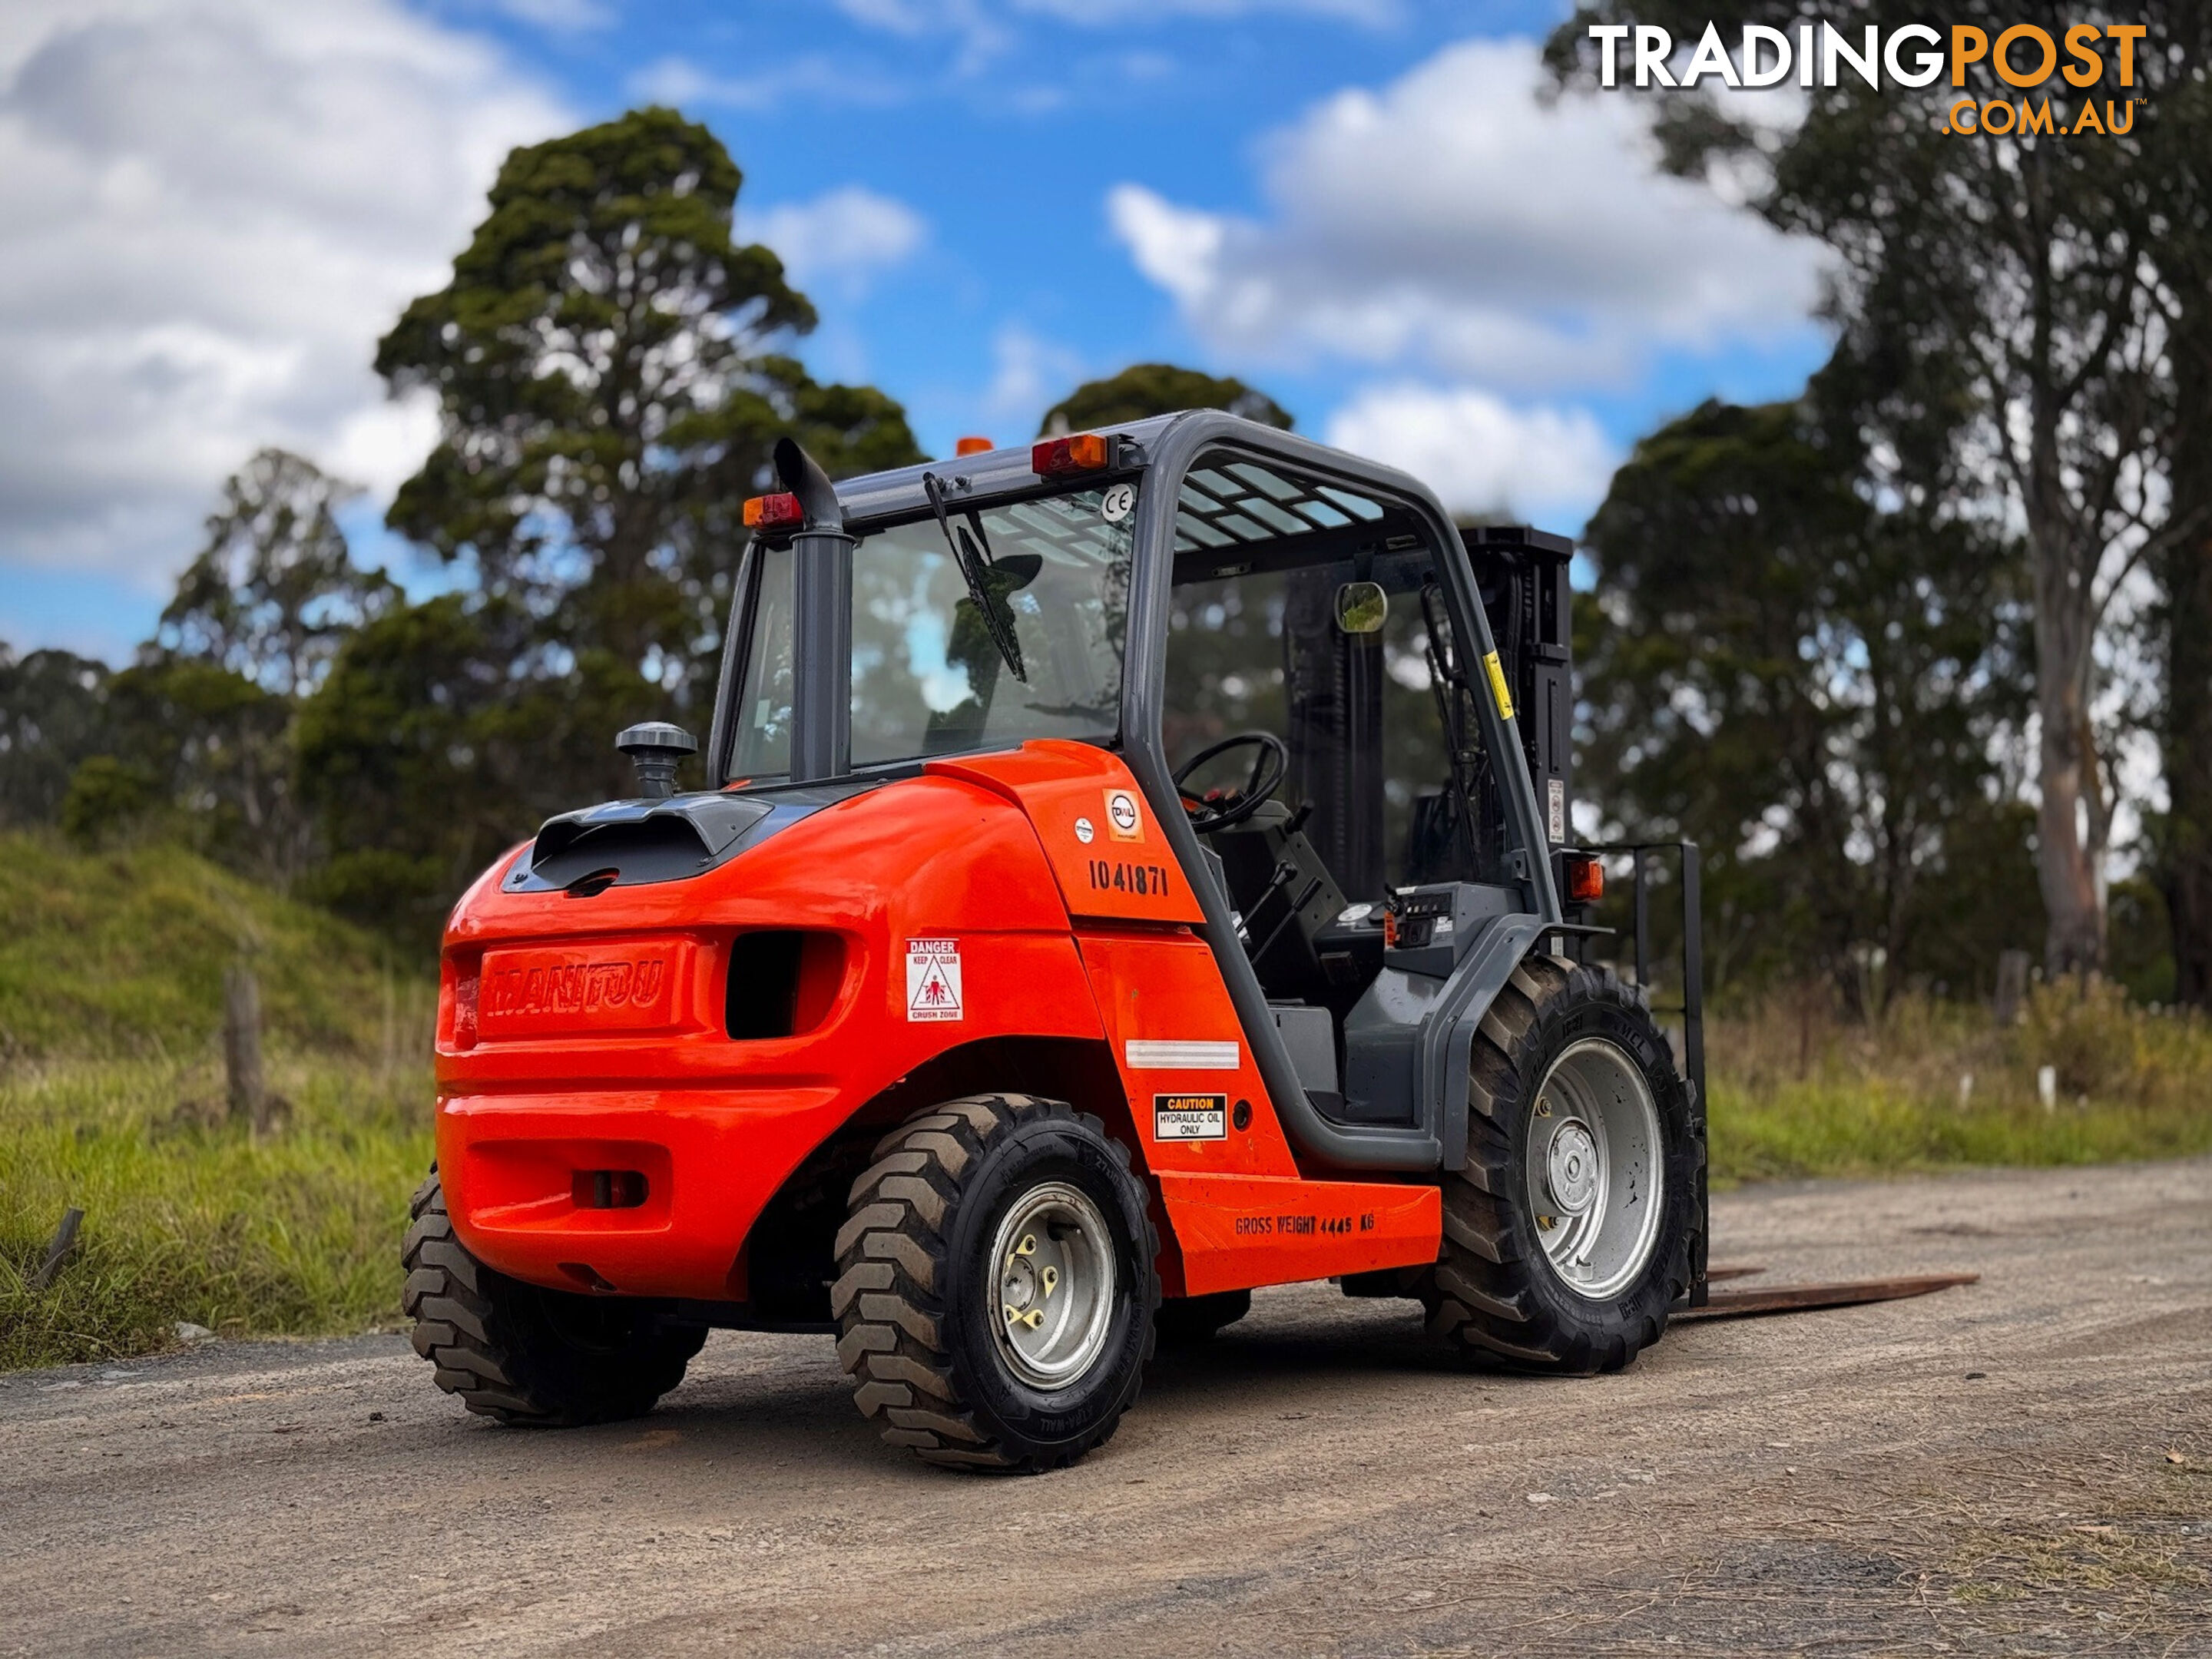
(1162, 569, 1287, 771)
(730, 546, 795, 778)
(1382, 575, 1493, 889)
(1164, 550, 1492, 893)
(1159, 450, 1499, 896)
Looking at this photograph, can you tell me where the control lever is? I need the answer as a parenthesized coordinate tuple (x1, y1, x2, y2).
(1236, 857, 1299, 960)
(1251, 858, 1297, 912)
(1250, 876, 1325, 965)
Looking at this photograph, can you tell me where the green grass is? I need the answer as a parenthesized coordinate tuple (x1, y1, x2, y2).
(0, 829, 410, 1059)
(1705, 979, 2212, 1184)
(0, 830, 435, 1369)
(1710, 1078, 2212, 1183)
(0, 1056, 433, 1369)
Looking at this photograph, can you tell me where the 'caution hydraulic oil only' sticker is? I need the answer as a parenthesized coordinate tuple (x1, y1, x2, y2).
(1482, 650, 1515, 721)
(906, 938, 963, 1022)
(1154, 1092, 1227, 1141)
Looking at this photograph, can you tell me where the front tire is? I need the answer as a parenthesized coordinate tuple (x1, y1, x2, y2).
(402, 1171, 706, 1426)
(1416, 957, 1700, 1373)
(832, 1094, 1160, 1472)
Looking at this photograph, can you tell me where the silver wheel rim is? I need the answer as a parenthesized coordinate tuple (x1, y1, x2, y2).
(1524, 1038, 1664, 1301)
(986, 1181, 1118, 1390)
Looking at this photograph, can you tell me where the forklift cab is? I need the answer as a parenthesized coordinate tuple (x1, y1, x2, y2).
(707, 410, 1577, 1174)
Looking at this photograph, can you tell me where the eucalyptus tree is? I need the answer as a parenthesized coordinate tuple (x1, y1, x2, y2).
(159, 448, 396, 699)
(1551, 2, 2170, 976)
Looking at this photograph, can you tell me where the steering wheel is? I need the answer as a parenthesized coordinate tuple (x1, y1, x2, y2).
(1174, 731, 1290, 833)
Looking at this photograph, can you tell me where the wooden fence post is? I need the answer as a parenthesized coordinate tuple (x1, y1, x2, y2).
(28, 1207, 84, 1291)
(224, 963, 268, 1134)
(1995, 949, 2031, 1027)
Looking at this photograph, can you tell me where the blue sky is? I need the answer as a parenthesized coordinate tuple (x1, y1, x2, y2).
(0, 0, 1832, 663)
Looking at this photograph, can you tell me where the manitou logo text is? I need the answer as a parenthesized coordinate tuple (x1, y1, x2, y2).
(485, 957, 667, 1018)
(1586, 21, 2145, 137)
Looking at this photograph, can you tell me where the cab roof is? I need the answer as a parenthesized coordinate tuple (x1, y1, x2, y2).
(831, 412, 1189, 526)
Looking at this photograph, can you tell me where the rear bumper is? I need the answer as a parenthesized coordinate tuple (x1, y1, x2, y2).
(437, 1087, 839, 1300)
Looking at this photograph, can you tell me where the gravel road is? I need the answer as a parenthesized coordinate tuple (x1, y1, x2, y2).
(3, 1159, 2207, 1657)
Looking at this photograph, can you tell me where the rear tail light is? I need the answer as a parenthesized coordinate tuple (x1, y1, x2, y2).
(1031, 432, 1112, 475)
(1562, 852, 1604, 904)
(743, 492, 803, 529)
(446, 953, 481, 1049)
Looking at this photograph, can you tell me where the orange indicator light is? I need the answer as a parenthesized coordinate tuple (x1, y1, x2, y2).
(1031, 432, 1112, 475)
(743, 492, 803, 529)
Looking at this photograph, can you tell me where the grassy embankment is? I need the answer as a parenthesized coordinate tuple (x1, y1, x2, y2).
(0, 832, 433, 1369)
(1707, 979, 2212, 1183)
(3, 830, 2208, 1368)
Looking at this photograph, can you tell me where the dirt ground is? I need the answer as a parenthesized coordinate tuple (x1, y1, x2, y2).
(2, 1159, 2207, 1658)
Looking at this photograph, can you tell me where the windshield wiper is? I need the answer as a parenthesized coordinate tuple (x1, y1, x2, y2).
(922, 471, 1031, 684)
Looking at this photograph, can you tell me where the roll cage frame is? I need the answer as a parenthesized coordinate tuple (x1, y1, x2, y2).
(707, 410, 1562, 1173)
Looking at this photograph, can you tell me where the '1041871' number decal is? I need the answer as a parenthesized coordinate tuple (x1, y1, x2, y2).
(1088, 858, 1171, 898)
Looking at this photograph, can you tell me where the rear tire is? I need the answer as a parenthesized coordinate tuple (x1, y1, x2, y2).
(1416, 957, 1700, 1373)
(832, 1094, 1160, 1472)
(1155, 1289, 1252, 1346)
(402, 1170, 706, 1426)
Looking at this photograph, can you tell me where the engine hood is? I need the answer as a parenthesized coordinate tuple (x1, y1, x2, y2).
(499, 777, 889, 896)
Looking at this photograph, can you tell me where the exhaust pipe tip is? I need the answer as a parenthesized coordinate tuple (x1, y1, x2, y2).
(773, 435, 845, 531)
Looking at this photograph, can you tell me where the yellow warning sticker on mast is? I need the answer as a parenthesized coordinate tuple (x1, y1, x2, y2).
(1482, 650, 1515, 721)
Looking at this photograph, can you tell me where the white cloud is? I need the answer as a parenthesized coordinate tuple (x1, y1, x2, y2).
(826, 0, 1011, 73)
(843, 0, 1396, 28)
(1014, 0, 1397, 22)
(485, 0, 616, 31)
(982, 324, 1086, 433)
(1108, 37, 1829, 389)
(823, 0, 1390, 72)
(0, 0, 568, 588)
(1324, 383, 1618, 528)
(753, 187, 928, 295)
(625, 55, 778, 111)
(624, 52, 906, 112)
(831, 0, 960, 36)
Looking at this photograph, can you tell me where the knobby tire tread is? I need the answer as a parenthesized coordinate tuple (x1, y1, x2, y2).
(831, 1092, 1157, 1472)
(402, 1171, 703, 1426)
(1419, 956, 1702, 1374)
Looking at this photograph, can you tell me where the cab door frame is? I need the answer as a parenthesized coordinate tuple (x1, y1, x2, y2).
(1119, 412, 1561, 1174)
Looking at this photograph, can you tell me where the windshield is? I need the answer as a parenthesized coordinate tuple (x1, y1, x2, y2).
(730, 482, 1134, 777)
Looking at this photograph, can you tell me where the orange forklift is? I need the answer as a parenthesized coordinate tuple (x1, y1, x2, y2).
(403, 412, 1707, 1470)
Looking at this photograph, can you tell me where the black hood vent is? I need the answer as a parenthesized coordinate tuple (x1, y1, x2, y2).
(502, 781, 876, 895)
